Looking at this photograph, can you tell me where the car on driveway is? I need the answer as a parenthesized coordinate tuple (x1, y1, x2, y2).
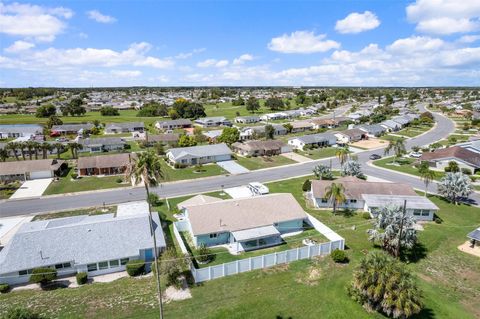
(369, 154, 382, 160)
(409, 151, 422, 158)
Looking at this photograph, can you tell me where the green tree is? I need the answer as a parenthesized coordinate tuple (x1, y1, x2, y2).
(283, 123, 293, 133)
(313, 164, 333, 180)
(265, 97, 284, 110)
(0, 148, 8, 161)
(178, 135, 197, 147)
(46, 115, 63, 129)
(35, 104, 56, 118)
(217, 127, 240, 145)
(418, 161, 436, 196)
(100, 106, 120, 116)
(6, 142, 20, 161)
(335, 146, 350, 166)
(348, 251, 423, 318)
(29, 267, 57, 286)
(154, 247, 187, 288)
(125, 150, 165, 317)
(67, 142, 83, 159)
(264, 124, 275, 140)
(446, 160, 459, 172)
(438, 172, 472, 205)
(384, 139, 406, 164)
(341, 160, 365, 179)
(246, 96, 260, 113)
(324, 182, 346, 214)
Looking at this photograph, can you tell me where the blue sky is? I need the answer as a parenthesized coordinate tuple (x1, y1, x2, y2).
(1, 0, 480, 87)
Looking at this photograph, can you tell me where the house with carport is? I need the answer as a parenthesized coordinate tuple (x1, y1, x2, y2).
(77, 153, 134, 176)
(0, 159, 66, 182)
(288, 132, 337, 150)
(166, 143, 232, 166)
(419, 146, 480, 174)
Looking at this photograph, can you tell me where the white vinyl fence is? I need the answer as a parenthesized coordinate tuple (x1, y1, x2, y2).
(172, 214, 345, 283)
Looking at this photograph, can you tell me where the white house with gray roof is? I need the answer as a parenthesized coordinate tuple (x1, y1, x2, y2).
(288, 132, 337, 150)
(0, 124, 43, 139)
(105, 122, 144, 134)
(0, 201, 166, 285)
(166, 143, 232, 166)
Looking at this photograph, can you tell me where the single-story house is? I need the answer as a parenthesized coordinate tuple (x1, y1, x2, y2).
(232, 140, 292, 156)
(145, 133, 180, 146)
(288, 133, 337, 150)
(78, 137, 126, 153)
(357, 124, 386, 137)
(77, 153, 133, 176)
(0, 159, 66, 182)
(260, 113, 286, 121)
(166, 143, 232, 166)
(51, 124, 94, 135)
(182, 193, 307, 253)
(457, 140, 480, 154)
(239, 124, 287, 141)
(105, 122, 144, 134)
(0, 201, 166, 285)
(290, 121, 314, 133)
(380, 120, 402, 132)
(392, 115, 411, 127)
(310, 176, 438, 221)
(202, 130, 223, 142)
(419, 146, 480, 173)
(334, 128, 367, 144)
(235, 116, 260, 124)
(310, 118, 338, 129)
(0, 124, 43, 139)
(155, 119, 192, 131)
(467, 227, 480, 247)
(195, 117, 231, 127)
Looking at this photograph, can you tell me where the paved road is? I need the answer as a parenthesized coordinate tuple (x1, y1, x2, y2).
(2, 104, 476, 217)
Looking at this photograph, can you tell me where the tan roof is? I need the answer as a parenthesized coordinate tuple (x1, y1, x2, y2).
(147, 133, 180, 143)
(77, 153, 134, 169)
(186, 193, 307, 235)
(232, 140, 287, 152)
(311, 176, 417, 200)
(291, 121, 314, 129)
(420, 146, 480, 167)
(310, 118, 337, 125)
(0, 159, 65, 176)
(176, 195, 222, 210)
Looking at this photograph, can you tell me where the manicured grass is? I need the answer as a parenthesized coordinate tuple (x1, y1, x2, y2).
(372, 156, 445, 181)
(43, 168, 129, 195)
(1, 176, 479, 318)
(396, 125, 431, 138)
(161, 161, 226, 182)
(299, 147, 338, 160)
(234, 155, 295, 170)
(379, 134, 407, 142)
(0, 182, 20, 199)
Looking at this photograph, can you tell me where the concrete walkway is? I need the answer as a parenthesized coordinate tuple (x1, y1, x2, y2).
(10, 178, 52, 199)
(217, 160, 250, 174)
(281, 152, 312, 163)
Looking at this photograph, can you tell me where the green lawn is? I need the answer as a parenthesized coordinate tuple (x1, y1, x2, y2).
(235, 155, 296, 170)
(299, 147, 338, 160)
(161, 160, 226, 182)
(395, 125, 431, 138)
(0, 181, 20, 199)
(43, 168, 129, 195)
(372, 156, 445, 181)
(1, 176, 480, 318)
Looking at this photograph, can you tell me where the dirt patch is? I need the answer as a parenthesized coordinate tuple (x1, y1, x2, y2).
(163, 277, 192, 303)
(458, 241, 480, 257)
(262, 263, 289, 275)
(296, 265, 322, 286)
(350, 138, 386, 149)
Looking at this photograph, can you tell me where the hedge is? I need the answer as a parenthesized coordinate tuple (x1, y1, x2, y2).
(330, 249, 349, 263)
(29, 267, 57, 285)
(76, 272, 88, 285)
(126, 260, 145, 277)
(0, 283, 9, 293)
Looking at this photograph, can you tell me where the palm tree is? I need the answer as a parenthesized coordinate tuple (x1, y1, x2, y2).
(438, 172, 472, 205)
(384, 139, 406, 164)
(6, 142, 19, 161)
(0, 148, 8, 162)
(18, 142, 26, 160)
(32, 141, 41, 160)
(41, 143, 53, 159)
(324, 182, 346, 214)
(418, 161, 436, 196)
(53, 143, 64, 159)
(335, 146, 350, 166)
(68, 142, 83, 159)
(25, 141, 37, 160)
(125, 150, 165, 318)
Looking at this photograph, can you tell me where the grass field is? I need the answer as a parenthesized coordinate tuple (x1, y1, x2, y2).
(372, 156, 445, 181)
(235, 155, 295, 170)
(1, 176, 479, 318)
(300, 146, 338, 160)
(395, 124, 431, 138)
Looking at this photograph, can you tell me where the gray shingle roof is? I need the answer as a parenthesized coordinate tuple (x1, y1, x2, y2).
(167, 143, 232, 160)
(290, 132, 337, 144)
(105, 122, 144, 130)
(52, 123, 94, 132)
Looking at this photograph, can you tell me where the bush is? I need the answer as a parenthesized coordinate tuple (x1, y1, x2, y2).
(126, 260, 145, 277)
(148, 193, 160, 205)
(330, 249, 348, 263)
(116, 177, 123, 183)
(302, 179, 311, 192)
(444, 167, 451, 173)
(361, 212, 371, 219)
(461, 168, 472, 175)
(154, 248, 187, 288)
(29, 267, 57, 285)
(196, 244, 213, 263)
(4, 307, 42, 319)
(71, 172, 78, 179)
(174, 163, 187, 169)
(75, 272, 88, 285)
(0, 283, 10, 293)
(434, 216, 442, 224)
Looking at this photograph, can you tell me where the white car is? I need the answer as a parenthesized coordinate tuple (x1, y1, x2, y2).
(409, 151, 422, 158)
(247, 182, 269, 195)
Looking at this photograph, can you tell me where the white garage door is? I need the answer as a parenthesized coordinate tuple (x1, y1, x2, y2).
(30, 170, 52, 179)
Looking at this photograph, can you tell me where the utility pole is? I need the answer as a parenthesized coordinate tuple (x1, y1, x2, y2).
(396, 200, 407, 258)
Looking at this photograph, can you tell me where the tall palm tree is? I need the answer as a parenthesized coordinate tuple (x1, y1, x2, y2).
(324, 182, 346, 214)
(384, 139, 406, 164)
(125, 150, 165, 319)
(6, 142, 19, 161)
(418, 162, 436, 197)
(18, 142, 26, 160)
(68, 142, 83, 159)
(25, 141, 36, 160)
(53, 143, 64, 159)
(335, 146, 350, 166)
(32, 141, 41, 160)
(0, 148, 8, 162)
(41, 143, 53, 159)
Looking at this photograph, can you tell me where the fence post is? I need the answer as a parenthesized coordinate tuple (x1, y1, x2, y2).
(262, 255, 265, 268)
(307, 245, 311, 259)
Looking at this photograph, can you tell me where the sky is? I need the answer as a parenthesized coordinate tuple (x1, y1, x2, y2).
(0, 0, 480, 87)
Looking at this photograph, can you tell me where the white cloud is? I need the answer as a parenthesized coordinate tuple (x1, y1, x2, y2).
(458, 34, 480, 43)
(86, 10, 117, 24)
(387, 36, 444, 54)
(268, 31, 340, 53)
(0, 2, 73, 42)
(335, 11, 380, 34)
(4, 40, 35, 53)
(197, 58, 229, 68)
(233, 54, 254, 65)
(406, 0, 480, 35)
(175, 48, 205, 59)
(110, 70, 141, 77)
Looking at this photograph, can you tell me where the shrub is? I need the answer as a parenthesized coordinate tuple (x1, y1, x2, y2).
(76, 272, 88, 285)
(196, 244, 213, 263)
(330, 249, 348, 263)
(154, 248, 187, 288)
(361, 212, 371, 220)
(71, 172, 78, 179)
(29, 267, 57, 285)
(0, 283, 10, 293)
(4, 307, 42, 319)
(444, 167, 451, 173)
(461, 168, 472, 175)
(302, 179, 311, 192)
(116, 177, 123, 183)
(126, 260, 145, 277)
(148, 193, 160, 205)
(434, 216, 442, 224)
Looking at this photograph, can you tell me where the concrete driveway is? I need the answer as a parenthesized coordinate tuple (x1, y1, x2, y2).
(281, 152, 312, 163)
(224, 186, 254, 199)
(217, 160, 250, 174)
(10, 178, 53, 199)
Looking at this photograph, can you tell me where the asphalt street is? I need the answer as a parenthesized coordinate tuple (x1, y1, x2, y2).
(2, 104, 476, 217)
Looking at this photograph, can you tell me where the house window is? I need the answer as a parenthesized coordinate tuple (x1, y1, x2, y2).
(209, 233, 217, 239)
(350, 199, 357, 203)
(55, 262, 72, 270)
(87, 264, 97, 272)
(321, 199, 328, 203)
(109, 260, 119, 268)
(413, 209, 421, 216)
(98, 261, 108, 270)
(19, 269, 32, 276)
(421, 210, 430, 216)
(120, 258, 129, 265)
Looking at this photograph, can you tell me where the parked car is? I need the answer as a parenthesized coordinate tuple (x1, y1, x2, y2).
(369, 154, 382, 160)
(409, 151, 422, 158)
(247, 182, 269, 195)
